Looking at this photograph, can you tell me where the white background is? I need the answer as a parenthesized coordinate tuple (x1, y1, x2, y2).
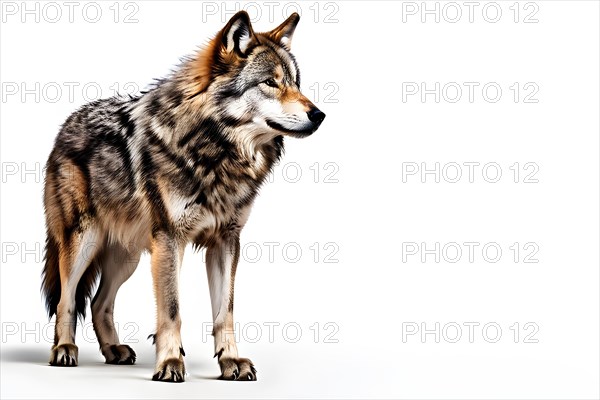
(1, 1, 599, 398)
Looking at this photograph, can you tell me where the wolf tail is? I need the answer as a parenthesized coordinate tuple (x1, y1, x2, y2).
(41, 232, 100, 320)
(41, 233, 61, 318)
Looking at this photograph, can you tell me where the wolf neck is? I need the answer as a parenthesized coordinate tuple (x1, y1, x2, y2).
(130, 70, 283, 186)
(136, 84, 281, 163)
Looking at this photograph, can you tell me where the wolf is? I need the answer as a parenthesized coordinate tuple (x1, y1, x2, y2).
(41, 11, 325, 382)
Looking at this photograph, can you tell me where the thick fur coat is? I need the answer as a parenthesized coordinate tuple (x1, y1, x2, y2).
(41, 11, 325, 381)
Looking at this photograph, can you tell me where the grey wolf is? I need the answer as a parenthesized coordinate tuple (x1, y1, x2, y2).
(41, 11, 325, 382)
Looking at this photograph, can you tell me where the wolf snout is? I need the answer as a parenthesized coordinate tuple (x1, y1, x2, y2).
(307, 107, 326, 126)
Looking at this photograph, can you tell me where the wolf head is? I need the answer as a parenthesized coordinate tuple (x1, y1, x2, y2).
(184, 11, 325, 140)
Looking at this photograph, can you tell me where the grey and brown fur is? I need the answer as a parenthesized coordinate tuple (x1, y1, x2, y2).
(41, 11, 325, 382)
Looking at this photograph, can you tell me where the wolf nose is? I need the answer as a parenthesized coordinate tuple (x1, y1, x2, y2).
(307, 108, 326, 126)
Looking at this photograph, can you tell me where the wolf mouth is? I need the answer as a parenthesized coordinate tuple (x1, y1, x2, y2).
(266, 119, 316, 137)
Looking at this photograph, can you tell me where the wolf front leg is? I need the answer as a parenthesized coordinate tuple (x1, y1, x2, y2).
(151, 232, 186, 382)
(206, 234, 257, 381)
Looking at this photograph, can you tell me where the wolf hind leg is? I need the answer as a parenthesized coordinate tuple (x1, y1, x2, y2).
(49, 227, 102, 366)
(91, 243, 141, 365)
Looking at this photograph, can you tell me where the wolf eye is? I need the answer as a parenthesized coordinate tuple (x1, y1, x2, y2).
(263, 78, 279, 88)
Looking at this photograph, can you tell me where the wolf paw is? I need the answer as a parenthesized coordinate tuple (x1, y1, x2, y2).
(219, 357, 257, 381)
(49, 343, 79, 367)
(104, 344, 136, 365)
(152, 358, 186, 382)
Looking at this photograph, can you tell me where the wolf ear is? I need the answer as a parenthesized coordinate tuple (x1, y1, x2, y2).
(220, 11, 259, 56)
(265, 13, 300, 51)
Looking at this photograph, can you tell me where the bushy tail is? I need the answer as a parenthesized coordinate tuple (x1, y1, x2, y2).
(41, 233, 101, 320)
(41, 234, 61, 318)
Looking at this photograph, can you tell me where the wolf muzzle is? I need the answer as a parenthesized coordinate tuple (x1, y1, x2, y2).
(307, 107, 326, 127)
